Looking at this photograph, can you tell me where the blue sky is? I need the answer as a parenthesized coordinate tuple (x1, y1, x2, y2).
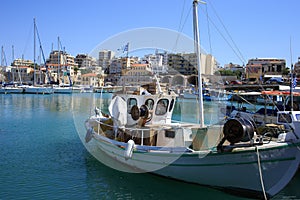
(1, 0, 300, 67)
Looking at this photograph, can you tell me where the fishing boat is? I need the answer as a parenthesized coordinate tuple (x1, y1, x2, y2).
(84, 1, 300, 198)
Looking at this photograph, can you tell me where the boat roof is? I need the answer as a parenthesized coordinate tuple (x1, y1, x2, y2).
(232, 91, 261, 96)
(262, 90, 300, 96)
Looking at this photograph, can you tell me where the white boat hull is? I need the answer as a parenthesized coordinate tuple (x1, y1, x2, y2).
(53, 87, 72, 94)
(24, 86, 54, 94)
(90, 132, 299, 198)
(0, 87, 24, 94)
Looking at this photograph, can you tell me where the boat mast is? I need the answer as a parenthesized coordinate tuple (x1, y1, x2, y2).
(58, 36, 60, 85)
(290, 63, 294, 111)
(193, 0, 205, 127)
(33, 18, 36, 86)
(289, 37, 294, 111)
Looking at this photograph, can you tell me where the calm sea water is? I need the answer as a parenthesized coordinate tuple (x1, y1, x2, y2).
(0, 93, 300, 200)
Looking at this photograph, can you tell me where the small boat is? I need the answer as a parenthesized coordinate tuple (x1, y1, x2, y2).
(181, 89, 198, 99)
(81, 86, 94, 93)
(0, 86, 24, 94)
(53, 85, 72, 94)
(94, 86, 122, 93)
(203, 89, 232, 101)
(84, 1, 300, 198)
(53, 87, 72, 94)
(256, 95, 274, 105)
(22, 85, 54, 94)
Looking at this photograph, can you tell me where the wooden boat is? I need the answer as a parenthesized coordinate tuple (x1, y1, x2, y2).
(84, 1, 300, 198)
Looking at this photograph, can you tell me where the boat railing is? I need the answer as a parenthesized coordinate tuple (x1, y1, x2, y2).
(92, 117, 197, 146)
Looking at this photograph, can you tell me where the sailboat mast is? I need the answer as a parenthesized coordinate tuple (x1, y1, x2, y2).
(33, 18, 36, 85)
(193, 0, 205, 127)
(58, 36, 60, 85)
(289, 37, 294, 111)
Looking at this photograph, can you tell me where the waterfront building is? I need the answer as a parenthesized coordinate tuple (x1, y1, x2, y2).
(246, 58, 286, 82)
(81, 73, 100, 87)
(167, 53, 216, 76)
(119, 63, 153, 86)
(294, 57, 300, 79)
(6, 58, 48, 84)
(143, 53, 168, 74)
(75, 54, 97, 69)
(104, 57, 139, 85)
(46, 50, 77, 84)
(98, 50, 115, 70)
(11, 58, 34, 67)
(155, 50, 168, 66)
(9, 66, 33, 83)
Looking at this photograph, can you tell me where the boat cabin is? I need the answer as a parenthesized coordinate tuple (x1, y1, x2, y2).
(276, 111, 300, 142)
(118, 93, 177, 126)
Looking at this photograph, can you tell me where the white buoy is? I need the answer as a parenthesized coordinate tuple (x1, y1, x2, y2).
(124, 139, 135, 160)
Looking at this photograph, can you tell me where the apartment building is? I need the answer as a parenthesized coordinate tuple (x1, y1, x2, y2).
(167, 53, 216, 75)
(46, 50, 77, 84)
(246, 58, 286, 81)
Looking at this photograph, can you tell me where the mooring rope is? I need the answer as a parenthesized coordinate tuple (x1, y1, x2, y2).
(256, 146, 267, 200)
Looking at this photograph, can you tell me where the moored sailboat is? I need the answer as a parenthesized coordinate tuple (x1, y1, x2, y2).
(24, 18, 53, 95)
(52, 37, 73, 94)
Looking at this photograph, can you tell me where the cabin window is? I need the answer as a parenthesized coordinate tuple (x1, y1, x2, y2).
(127, 98, 137, 114)
(278, 113, 292, 123)
(155, 99, 169, 115)
(145, 99, 154, 110)
(165, 130, 175, 138)
(169, 99, 175, 112)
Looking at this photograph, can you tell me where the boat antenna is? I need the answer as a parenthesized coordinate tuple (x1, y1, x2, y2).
(12, 45, 14, 65)
(289, 36, 294, 111)
(193, 0, 206, 127)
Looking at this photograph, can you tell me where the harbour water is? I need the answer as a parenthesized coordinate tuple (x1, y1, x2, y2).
(1, 93, 300, 199)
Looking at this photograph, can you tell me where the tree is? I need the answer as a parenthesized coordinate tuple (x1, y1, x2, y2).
(282, 67, 290, 75)
(214, 69, 243, 79)
(74, 67, 79, 75)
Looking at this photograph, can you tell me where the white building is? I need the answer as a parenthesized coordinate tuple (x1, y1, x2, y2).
(99, 50, 115, 69)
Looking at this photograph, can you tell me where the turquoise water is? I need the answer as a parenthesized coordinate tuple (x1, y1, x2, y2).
(0, 93, 299, 199)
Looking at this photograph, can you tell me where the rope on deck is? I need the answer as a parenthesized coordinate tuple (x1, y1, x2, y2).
(256, 146, 267, 200)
